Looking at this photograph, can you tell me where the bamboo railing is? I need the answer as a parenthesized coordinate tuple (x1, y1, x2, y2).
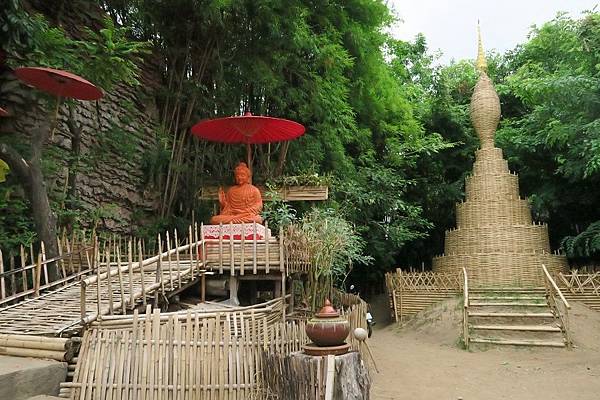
(542, 264, 572, 348)
(462, 267, 470, 350)
(0, 240, 94, 307)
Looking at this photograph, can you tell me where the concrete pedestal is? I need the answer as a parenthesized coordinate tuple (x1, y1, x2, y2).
(0, 355, 67, 400)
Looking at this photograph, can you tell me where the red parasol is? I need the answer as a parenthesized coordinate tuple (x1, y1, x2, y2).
(191, 112, 304, 144)
(191, 112, 305, 168)
(0, 107, 8, 117)
(14, 67, 103, 101)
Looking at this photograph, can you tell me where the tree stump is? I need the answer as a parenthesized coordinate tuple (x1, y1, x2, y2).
(261, 350, 370, 400)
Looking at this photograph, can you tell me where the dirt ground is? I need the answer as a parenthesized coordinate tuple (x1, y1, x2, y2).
(367, 295, 600, 400)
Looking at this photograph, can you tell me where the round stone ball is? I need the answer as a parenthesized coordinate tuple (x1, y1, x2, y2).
(353, 327, 368, 342)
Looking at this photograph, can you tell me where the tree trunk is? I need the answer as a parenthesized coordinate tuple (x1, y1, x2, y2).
(27, 158, 60, 281)
(0, 130, 61, 281)
(66, 103, 82, 207)
(262, 350, 371, 400)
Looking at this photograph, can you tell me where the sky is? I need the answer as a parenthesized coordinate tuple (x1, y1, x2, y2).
(387, 0, 599, 64)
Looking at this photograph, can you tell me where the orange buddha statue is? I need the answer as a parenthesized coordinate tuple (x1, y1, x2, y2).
(210, 162, 263, 224)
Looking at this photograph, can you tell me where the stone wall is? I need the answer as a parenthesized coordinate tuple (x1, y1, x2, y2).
(0, 2, 162, 234)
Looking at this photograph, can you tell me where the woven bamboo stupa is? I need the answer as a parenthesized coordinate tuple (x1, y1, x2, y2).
(432, 28, 568, 287)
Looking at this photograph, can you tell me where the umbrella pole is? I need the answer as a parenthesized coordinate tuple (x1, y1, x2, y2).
(246, 143, 252, 173)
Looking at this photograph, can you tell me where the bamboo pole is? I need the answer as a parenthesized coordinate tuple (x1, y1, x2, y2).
(34, 253, 42, 297)
(166, 231, 174, 291)
(194, 222, 200, 276)
(0, 249, 5, 300)
(201, 223, 206, 271)
(9, 256, 16, 298)
(265, 221, 270, 274)
(252, 223, 257, 274)
(20, 246, 28, 296)
(116, 247, 126, 314)
(174, 229, 181, 288)
(138, 241, 147, 306)
(219, 223, 223, 274)
(188, 224, 194, 278)
(128, 240, 135, 309)
(106, 247, 114, 316)
(240, 223, 245, 276)
(41, 241, 49, 285)
(229, 222, 235, 276)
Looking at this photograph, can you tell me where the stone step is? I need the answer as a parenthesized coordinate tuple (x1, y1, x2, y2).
(468, 312, 554, 318)
(470, 324, 561, 332)
(470, 337, 565, 347)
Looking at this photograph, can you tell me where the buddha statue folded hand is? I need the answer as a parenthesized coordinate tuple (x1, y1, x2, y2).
(210, 162, 263, 225)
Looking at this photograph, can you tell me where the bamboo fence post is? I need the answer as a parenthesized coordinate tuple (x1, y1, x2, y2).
(240, 223, 245, 276)
(252, 222, 257, 274)
(280, 227, 286, 321)
(106, 247, 114, 315)
(80, 282, 87, 320)
(201, 223, 206, 269)
(166, 231, 174, 291)
(67, 231, 75, 275)
(219, 223, 223, 274)
(96, 245, 102, 318)
(229, 222, 235, 276)
(41, 241, 49, 285)
(56, 235, 67, 279)
(0, 249, 5, 300)
(194, 222, 200, 276)
(128, 240, 135, 309)
(137, 241, 147, 306)
(20, 246, 28, 296)
(156, 233, 165, 300)
(9, 256, 16, 298)
(34, 253, 42, 297)
(265, 221, 270, 274)
(116, 247, 126, 314)
(174, 229, 181, 288)
(188, 225, 194, 276)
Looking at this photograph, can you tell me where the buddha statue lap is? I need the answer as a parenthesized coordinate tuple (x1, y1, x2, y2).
(210, 162, 263, 225)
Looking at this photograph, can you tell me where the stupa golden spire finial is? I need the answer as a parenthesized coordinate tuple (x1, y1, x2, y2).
(476, 21, 488, 73)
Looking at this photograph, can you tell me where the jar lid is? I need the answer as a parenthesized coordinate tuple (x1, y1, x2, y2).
(315, 299, 340, 318)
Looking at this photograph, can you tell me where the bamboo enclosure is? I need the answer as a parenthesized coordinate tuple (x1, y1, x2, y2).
(65, 297, 368, 400)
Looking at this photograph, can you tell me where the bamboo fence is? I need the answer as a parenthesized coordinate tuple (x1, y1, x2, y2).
(557, 270, 600, 311)
(63, 300, 364, 399)
(63, 294, 368, 400)
(385, 269, 462, 322)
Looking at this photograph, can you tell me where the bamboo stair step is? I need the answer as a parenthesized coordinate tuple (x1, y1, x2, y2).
(470, 337, 565, 347)
(470, 324, 561, 332)
(470, 296, 545, 300)
(471, 288, 545, 292)
(470, 302, 547, 307)
(468, 312, 554, 318)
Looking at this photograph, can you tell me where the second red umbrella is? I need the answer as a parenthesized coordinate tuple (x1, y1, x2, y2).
(14, 67, 103, 101)
(191, 112, 305, 168)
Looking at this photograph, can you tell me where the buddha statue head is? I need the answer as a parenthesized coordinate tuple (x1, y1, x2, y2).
(234, 162, 252, 185)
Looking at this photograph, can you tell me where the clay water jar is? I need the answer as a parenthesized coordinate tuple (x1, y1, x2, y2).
(305, 299, 350, 346)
